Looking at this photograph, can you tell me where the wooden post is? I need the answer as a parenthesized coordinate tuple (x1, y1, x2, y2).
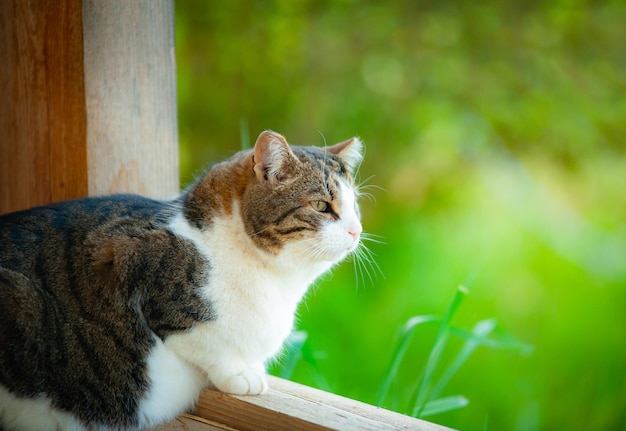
(82, 0, 179, 198)
(0, 0, 178, 215)
(0, 0, 88, 214)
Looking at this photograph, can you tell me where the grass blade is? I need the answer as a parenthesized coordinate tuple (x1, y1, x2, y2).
(274, 330, 332, 392)
(410, 285, 469, 417)
(375, 314, 440, 406)
(429, 318, 497, 401)
(448, 325, 535, 353)
(300, 337, 332, 392)
(421, 396, 469, 417)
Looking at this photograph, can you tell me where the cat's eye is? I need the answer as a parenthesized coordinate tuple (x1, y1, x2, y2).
(311, 200, 330, 213)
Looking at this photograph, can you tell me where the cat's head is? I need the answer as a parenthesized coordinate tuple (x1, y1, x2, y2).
(242, 130, 363, 265)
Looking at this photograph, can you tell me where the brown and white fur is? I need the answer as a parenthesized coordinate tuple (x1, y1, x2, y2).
(0, 130, 363, 430)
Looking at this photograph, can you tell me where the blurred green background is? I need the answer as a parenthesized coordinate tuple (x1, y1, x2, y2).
(174, 1, 626, 430)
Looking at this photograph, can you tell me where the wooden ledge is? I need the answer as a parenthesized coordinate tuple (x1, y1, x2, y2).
(156, 376, 454, 431)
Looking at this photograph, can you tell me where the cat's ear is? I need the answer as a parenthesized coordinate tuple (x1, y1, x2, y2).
(253, 130, 299, 184)
(326, 137, 363, 173)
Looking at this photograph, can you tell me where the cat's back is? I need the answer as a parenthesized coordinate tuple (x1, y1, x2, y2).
(0, 194, 174, 293)
(1, 194, 168, 262)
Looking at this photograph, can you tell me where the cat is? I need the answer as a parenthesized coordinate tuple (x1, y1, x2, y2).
(0, 130, 364, 431)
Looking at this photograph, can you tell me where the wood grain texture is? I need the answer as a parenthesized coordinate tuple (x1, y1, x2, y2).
(154, 414, 227, 431)
(0, 0, 87, 214)
(192, 376, 455, 431)
(82, 0, 180, 199)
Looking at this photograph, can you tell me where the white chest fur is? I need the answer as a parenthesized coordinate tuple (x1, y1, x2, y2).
(164, 204, 327, 395)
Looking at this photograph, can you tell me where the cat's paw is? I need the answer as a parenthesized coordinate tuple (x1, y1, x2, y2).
(217, 368, 268, 395)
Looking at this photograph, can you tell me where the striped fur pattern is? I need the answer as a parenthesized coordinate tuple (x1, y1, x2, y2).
(0, 131, 363, 430)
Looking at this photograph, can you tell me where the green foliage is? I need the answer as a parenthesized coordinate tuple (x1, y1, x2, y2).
(274, 286, 531, 420)
(408, 286, 470, 418)
(175, 1, 626, 429)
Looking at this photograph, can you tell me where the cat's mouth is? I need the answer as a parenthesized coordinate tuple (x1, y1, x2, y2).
(348, 236, 361, 252)
(329, 236, 360, 261)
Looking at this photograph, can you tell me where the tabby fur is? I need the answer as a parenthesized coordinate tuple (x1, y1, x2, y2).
(0, 131, 363, 430)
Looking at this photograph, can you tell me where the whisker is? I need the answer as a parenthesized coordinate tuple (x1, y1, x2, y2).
(357, 249, 375, 288)
(357, 191, 376, 203)
(354, 176, 385, 205)
(317, 130, 328, 148)
(347, 237, 385, 290)
(356, 174, 378, 189)
(354, 247, 372, 289)
(294, 237, 329, 264)
(250, 226, 274, 238)
(360, 233, 387, 245)
(358, 183, 386, 193)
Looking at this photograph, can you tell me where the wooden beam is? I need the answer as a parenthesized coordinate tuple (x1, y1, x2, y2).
(0, 0, 88, 214)
(154, 414, 225, 431)
(187, 376, 455, 431)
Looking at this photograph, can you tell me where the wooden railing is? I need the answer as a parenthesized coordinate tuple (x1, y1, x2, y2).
(156, 376, 453, 431)
(1, 2, 455, 431)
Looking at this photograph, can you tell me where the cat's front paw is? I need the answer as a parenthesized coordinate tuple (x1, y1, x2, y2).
(217, 368, 268, 395)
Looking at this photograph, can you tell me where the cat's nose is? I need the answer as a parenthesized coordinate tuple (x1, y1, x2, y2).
(348, 222, 362, 240)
